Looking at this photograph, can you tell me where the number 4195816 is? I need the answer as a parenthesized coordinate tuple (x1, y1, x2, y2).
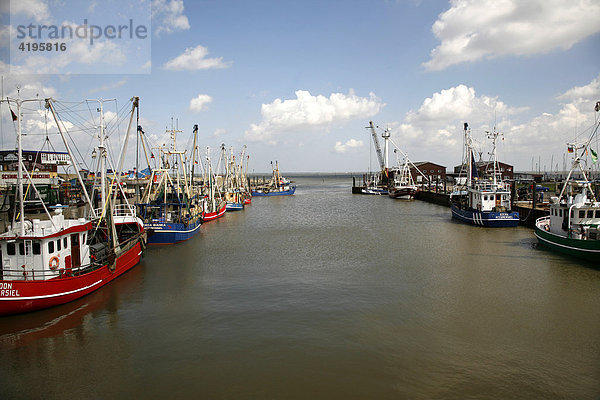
(18, 42, 67, 52)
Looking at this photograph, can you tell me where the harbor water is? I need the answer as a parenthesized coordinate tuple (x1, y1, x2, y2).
(1, 175, 599, 399)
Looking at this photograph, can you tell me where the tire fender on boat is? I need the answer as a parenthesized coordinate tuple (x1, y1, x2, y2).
(49, 256, 60, 270)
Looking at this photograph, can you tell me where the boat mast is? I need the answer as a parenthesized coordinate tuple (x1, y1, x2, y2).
(486, 128, 502, 186)
(558, 104, 600, 201)
(16, 98, 24, 235)
(464, 123, 473, 187)
(190, 124, 198, 187)
(99, 99, 107, 208)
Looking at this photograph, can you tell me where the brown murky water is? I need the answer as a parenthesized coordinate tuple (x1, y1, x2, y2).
(1, 176, 599, 399)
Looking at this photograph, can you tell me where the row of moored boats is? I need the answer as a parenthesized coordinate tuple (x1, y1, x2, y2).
(0, 96, 295, 316)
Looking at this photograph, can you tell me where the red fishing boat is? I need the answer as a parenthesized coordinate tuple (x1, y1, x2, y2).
(0, 97, 146, 316)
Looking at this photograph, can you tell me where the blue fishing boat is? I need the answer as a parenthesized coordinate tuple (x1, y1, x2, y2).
(450, 123, 519, 227)
(141, 200, 203, 245)
(138, 124, 204, 244)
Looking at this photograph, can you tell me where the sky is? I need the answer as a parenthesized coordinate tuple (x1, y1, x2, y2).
(1, 0, 599, 174)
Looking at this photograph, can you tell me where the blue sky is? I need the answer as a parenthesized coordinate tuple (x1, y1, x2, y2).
(1, 0, 600, 173)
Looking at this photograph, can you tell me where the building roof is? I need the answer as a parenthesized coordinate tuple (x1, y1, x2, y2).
(412, 161, 446, 168)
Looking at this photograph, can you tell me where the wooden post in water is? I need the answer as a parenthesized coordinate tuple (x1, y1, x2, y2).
(511, 180, 516, 208)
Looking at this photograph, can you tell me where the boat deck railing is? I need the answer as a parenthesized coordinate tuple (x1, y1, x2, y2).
(1, 233, 144, 281)
(93, 204, 137, 219)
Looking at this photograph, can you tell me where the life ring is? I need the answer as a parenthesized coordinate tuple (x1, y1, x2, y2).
(49, 256, 60, 270)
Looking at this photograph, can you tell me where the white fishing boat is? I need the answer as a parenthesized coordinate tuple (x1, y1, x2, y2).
(535, 102, 600, 261)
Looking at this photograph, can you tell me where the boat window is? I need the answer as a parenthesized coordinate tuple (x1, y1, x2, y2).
(587, 210, 593, 218)
(19, 242, 25, 255)
(33, 242, 41, 255)
(48, 241, 55, 254)
(7, 243, 15, 255)
(559, 209, 562, 217)
(579, 210, 585, 218)
(64, 237, 68, 248)
(596, 210, 600, 218)
(57, 239, 61, 251)
(82, 233, 86, 243)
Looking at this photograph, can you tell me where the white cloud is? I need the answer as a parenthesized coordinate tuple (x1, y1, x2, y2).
(334, 139, 364, 154)
(10, 0, 51, 23)
(556, 75, 600, 102)
(163, 45, 231, 70)
(387, 75, 600, 170)
(424, 0, 600, 71)
(245, 89, 384, 144)
(152, 0, 190, 36)
(385, 84, 528, 167)
(189, 94, 213, 113)
(506, 73, 600, 158)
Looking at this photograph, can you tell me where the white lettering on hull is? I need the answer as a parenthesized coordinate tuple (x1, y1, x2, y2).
(0, 289, 20, 296)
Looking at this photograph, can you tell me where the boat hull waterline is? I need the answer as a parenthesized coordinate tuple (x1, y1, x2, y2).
(451, 204, 520, 227)
(203, 203, 227, 221)
(146, 218, 203, 245)
(0, 242, 143, 316)
(535, 218, 600, 262)
(251, 185, 296, 196)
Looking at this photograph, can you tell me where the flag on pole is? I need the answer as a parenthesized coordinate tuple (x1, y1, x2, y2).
(10, 109, 17, 121)
(591, 148, 598, 164)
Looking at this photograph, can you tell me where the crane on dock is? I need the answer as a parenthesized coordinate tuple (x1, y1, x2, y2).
(367, 121, 389, 176)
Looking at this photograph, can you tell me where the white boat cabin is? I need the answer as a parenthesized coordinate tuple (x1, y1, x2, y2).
(0, 209, 92, 281)
(468, 180, 512, 212)
(546, 190, 600, 239)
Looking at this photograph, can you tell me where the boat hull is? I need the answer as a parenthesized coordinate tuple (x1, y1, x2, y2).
(251, 185, 296, 196)
(226, 202, 244, 211)
(359, 187, 387, 195)
(535, 222, 600, 262)
(203, 203, 227, 221)
(389, 187, 417, 199)
(146, 217, 202, 245)
(0, 241, 143, 316)
(451, 204, 519, 227)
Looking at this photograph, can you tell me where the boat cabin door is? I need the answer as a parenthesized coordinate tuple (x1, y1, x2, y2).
(24, 240, 33, 265)
(70, 233, 81, 268)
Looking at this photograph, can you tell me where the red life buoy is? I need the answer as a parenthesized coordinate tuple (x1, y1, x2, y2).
(49, 256, 60, 270)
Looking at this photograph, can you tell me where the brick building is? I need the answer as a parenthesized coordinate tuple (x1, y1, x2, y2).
(453, 161, 514, 180)
(0, 150, 70, 172)
(410, 161, 446, 183)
